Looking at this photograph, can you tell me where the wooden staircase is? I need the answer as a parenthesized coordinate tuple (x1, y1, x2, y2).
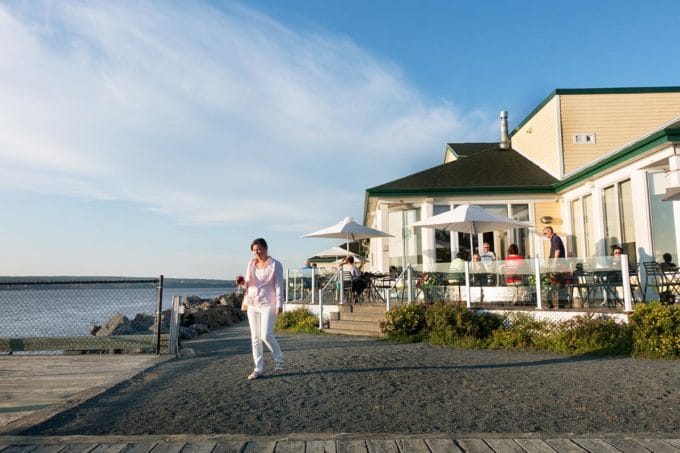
(326, 304, 386, 337)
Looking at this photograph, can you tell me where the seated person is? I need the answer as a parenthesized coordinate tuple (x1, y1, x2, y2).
(504, 244, 524, 285)
(341, 256, 365, 300)
(660, 252, 678, 271)
(449, 251, 467, 283)
(470, 252, 486, 286)
(479, 243, 496, 261)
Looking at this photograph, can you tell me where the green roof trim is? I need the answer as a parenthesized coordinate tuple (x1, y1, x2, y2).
(512, 86, 680, 135)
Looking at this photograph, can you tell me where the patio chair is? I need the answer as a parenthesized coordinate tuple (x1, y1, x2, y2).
(642, 262, 677, 304)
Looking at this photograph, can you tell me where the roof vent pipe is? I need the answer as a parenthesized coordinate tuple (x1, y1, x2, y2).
(499, 110, 511, 150)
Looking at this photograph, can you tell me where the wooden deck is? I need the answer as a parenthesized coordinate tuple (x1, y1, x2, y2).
(0, 354, 168, 431)
(0, 433, 678, 452)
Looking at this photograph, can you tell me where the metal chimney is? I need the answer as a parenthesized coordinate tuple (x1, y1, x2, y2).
(499, 111, 511, 150)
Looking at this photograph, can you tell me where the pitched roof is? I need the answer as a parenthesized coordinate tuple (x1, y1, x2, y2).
(367, 143, 558, 196)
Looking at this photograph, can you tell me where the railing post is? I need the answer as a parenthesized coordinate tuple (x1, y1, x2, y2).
(154, 275, 164, 355)
(339, 268, 345, 304)
(622, 254, 633, 312)
(168, 295, 181, 356)
(285, 270, 289, 302)
(311, 267, 316, 305)
(406, 265, 413, 303)
(386, 282, 391, 311)
(464, 261, 472, 308)
(318, 288, 324, 329)
(534, 259, 543, 310)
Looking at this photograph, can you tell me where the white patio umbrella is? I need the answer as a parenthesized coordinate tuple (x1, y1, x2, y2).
(409, 204, 532, 254)
(310, 245, 364, 261)
(303, 216, 392, 256)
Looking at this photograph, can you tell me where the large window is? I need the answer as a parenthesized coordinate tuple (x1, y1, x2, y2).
(648, 171, 677, 261)
(569, 194, 595, 257)
(603, 179, 637, 263)
(433, 204, 451, 263)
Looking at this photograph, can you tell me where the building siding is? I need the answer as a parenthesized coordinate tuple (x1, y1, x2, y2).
(560, 93, 680, 174)
(511, 97, 560, 177)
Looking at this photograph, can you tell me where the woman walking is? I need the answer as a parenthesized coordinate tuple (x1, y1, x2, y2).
(236, 238, 284, 380)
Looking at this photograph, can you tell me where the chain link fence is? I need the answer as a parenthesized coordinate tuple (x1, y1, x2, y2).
(0, 277, 166, 355)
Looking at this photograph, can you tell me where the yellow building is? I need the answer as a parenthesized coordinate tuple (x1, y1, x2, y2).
(363, 87, 680, 277)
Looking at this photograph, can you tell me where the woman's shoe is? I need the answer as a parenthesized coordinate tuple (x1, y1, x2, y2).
(247, 371, 263, 380)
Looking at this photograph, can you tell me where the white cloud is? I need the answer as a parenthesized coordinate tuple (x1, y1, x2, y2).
(0, 0, 492, 231)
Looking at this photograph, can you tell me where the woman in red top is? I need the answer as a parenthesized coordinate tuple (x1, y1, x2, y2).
(504, 243, 524, 285)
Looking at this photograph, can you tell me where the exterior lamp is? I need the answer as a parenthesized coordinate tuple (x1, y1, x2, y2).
(540, 216, 553, 224)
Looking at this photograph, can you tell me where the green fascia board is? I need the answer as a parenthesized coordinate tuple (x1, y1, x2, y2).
(512, 86, 680, 135)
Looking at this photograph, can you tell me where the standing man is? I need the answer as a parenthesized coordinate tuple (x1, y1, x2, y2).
(543, 226, 565, 259)
(543, 226, 566, 309)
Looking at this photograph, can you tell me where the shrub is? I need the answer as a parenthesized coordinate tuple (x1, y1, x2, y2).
(380, 303, 427, 342)
(488, 313, 550, 350)
(425, 301, 503, 347)
(274, 307, 321, 334)
(629, 302, 680, 359)
(546, 314, 632, 356)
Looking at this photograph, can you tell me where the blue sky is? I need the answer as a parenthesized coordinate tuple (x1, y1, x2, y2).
(2, 0, 679, 279)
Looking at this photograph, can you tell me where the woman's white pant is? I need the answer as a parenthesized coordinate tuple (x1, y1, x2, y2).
(247, 305, 283, 373)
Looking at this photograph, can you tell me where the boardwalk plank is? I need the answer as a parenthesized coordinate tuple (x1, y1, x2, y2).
(484, 439, 525, 452)
(335, 440, 367, 453)
(544, 438, 588, 452)
(455, 439, 493, 453)
(121, 442, 157, 453)
(149, 441, 185, 453)
(89, 444, 131, 453)
(305, 440, 336, 453)
(394, 439, 429, 453)
(366, 439, 398, 453)
(212, 441, 247, 453)
(2, 446, 39, 452)
(606, 437, 655, 452)
(59, 443, 100, 452)
(572, 439, 620, 452)
(636, 438, 679, 453)
(274, 440, 305, 453)
(242, 440, 276, 453)
(424, 438, 463, 453)
(514, 438, 558, 453)
(666, 439, 680, 448)
(181, 442, 217, 453)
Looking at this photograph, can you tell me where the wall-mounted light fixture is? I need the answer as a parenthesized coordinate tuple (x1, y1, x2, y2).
(540, 216, 553, 224)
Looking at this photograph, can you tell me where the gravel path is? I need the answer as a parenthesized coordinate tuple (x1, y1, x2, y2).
(21, 322, 680, 436)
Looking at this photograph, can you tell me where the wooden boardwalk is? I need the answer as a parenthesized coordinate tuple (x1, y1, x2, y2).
(0, 355, 167, 430)
(0, 433, 679, 452)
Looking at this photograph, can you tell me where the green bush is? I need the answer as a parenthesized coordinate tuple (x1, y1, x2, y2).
(274, 307, 321, 334)
(380, 303, 427, 342)
(629, 302, 680, 359)
(545, 314, 632, 356)
(488, 313, 550, 350)
(425, 301, 503, 347)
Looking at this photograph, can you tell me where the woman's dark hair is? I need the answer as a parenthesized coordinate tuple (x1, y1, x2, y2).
(251, 238, 268, 250)
(507, 243, 519, 255)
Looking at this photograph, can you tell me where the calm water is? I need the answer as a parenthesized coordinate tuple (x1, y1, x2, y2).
(0, 286, 236, 337)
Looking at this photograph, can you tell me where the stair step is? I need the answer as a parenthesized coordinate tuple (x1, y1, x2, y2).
(339, 312, 385, 322)
(324, 328, 381, 337)
(350, 304, 387, 314)
(328, 319, 382, 334)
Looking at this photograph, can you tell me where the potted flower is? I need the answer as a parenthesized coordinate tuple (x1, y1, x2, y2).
(416, 272, 441, 303)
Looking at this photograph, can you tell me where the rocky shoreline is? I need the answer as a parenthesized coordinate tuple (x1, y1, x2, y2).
(92, 293, 246, 340)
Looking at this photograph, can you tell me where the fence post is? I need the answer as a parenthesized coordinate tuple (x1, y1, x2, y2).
(318, 288, 324, 329)
(311, 267, 316, 305)
(534, 259, 543, 310)
(168, 295, 181, 355)
(406, 265, 413, 303)
(154, 275, 164, 355)
(622, 254, 633, 312)
(464, 261, 472, 308)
